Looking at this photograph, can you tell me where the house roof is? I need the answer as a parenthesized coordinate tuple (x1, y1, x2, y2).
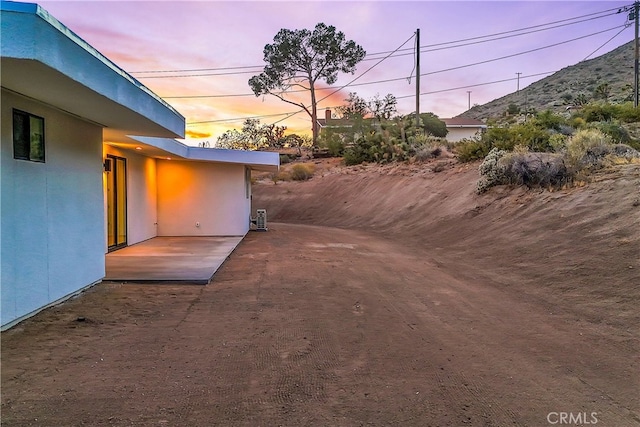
(442, 117, 487, 128)
(123, 137, 280, 173)
(0, 1, 185, 142)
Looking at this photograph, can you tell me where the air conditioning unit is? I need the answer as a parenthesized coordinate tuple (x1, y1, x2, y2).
(255, 209, 267, 231)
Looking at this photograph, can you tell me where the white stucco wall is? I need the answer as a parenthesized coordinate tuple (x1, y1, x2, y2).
(1, 89, 105, 328)
(156, 160, 250, 236)
(446, 127, 484, 143)
(103, 146, 158, 246)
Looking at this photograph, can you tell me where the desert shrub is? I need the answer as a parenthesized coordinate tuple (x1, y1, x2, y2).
(500, 151, 570, 188)
(565, 129, 613, 170)
(410, 135, 444, 162)
(456, 138, 492, 162)
(458, 122, 555, 162)
(476, 148, 508, 193)
(506, 103, 520, 115)
(326, 136, 345, 157)
(476, 147, 571, 193)
(342, 129, 415, 165)
(610, 144, 640, 159)
(549, 133, 568, 153)
(290, 163, 315, 181)
(271, 170, 292, 183)
(279, 154, 293, 164)
(343, 144, 369, 166)
(573, 102, 640, 124)
(588, 121, 631, 144)
(569, 117, 587, 129)
(534, 110, 565, 131)
(616, 102, 640, 123)
(319, 132, 346, 157)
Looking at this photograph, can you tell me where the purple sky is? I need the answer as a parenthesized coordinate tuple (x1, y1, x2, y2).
(32, 0, 634, 144)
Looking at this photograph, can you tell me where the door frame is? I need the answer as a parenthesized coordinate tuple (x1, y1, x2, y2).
(106, 154, 127, 252)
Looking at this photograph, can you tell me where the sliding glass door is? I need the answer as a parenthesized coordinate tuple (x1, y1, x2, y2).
(106, 155, 127, 251)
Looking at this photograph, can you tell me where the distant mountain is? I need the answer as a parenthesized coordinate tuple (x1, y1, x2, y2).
(459, 40, 636, 121)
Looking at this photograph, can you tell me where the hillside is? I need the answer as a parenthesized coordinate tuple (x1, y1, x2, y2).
(253, 158, 640, 325)
(459, 40, 636, 121)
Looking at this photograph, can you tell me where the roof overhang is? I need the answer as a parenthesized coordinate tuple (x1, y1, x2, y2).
(0, 2, 185, 142)
(121, 136, 280, 173)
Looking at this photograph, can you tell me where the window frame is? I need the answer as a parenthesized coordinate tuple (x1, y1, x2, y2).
(13, 109, 45, 163)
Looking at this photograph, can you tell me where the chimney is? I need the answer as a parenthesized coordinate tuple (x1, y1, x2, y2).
(325, 109, 331, 122)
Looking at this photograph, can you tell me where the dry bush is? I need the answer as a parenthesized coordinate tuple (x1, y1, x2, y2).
(477, 148, 571, 193)
(270, 170, 292, 184)
(501, 151, 570, 188)
(565, 129, 640, 171)
(476, 129, 639, 193)
(476, 148, 507, 193)
(565, 129, 612, 170)
(290, 163, 316, 181)
(415, 145, 443, 162)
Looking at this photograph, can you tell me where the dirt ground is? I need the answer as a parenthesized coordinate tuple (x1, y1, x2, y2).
(2, 158, 639, 426)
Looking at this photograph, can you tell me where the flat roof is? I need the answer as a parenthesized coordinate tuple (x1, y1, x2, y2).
(122, 136, 280, 173)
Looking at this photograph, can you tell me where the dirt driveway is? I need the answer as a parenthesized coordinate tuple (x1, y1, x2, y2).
(2, 222, 638, 426)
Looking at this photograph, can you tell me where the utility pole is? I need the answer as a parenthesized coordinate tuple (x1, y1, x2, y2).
(516, 72, 522, 93)
(416, 28, 421, 127)
(634, 1, 639, 107)
(467, 91, 471, 110)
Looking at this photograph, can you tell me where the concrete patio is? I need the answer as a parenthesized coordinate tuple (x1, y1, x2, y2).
(104, 236, 244, 284)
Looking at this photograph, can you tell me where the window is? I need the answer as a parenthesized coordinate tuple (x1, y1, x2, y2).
(13, 109, 45, 162)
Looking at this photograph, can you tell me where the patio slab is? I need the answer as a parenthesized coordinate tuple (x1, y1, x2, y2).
(104, 236, 244, 284)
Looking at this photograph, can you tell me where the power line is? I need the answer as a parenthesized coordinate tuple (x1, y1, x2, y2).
(186, 71, 555, 126)
(171, 24, 629, 100)
(583, 23, 630, 60)
(395, 71, 556, 99)
(134, 4, 628, 78)
(187, 32, 417, 126)
(181, 14, 631, 128)
(366, 7, 626, 60)
(422, 24, 629, 77)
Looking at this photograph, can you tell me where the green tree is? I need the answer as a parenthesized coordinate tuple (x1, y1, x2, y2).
(248, 23, 366, 147)
(417, 113, 448, 138)
(216, 119, 286, 150)
(506, 103, 520, 115)
(593, 82, 610, 101)
(337, 92, 368, 119)
(370, 93, 397, 123)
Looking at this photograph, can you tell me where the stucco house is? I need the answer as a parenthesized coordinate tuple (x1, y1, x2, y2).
(1, 1, 279, 329)
(442, 117, 487, 142)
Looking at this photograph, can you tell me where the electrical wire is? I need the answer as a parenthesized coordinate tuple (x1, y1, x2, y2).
(187, 32, 417, 126)
(365, 4, 628, 58)
(395, 71, 556, 100)
(171, 24, 629, 100)
(422, 24, 629, 77)
(134, 4, 629, 77)
(583, 23, 631, 60)
(180, 9, 632, 127)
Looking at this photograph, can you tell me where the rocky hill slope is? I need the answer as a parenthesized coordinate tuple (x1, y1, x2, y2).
(459, 40, 636, 121)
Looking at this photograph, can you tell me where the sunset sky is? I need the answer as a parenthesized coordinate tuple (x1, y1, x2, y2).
(31, 0, 635, 145)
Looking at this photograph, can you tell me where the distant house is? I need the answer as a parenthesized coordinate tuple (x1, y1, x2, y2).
(442, 118, 487, 142)
(1, 1, 279, 329)
(317, 109, 354, 130)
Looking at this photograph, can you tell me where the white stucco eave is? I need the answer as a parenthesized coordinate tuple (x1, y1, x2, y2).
(127, 136, 280, 173)
(1, 2, 185, 141)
